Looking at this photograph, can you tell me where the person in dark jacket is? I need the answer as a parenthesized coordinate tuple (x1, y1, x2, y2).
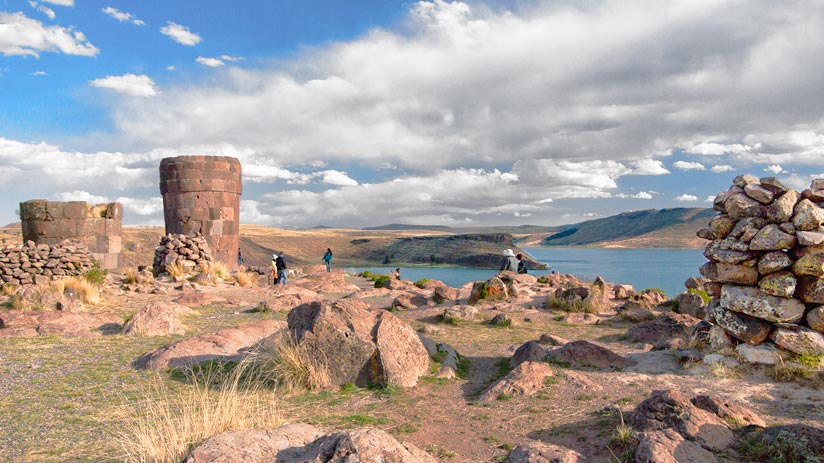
(274, 252, 288, 285)
(516, 253, 528, 274)
(322, 248, 333, 272)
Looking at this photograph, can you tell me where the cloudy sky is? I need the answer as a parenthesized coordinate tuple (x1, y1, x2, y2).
(1, 0, 823, 228)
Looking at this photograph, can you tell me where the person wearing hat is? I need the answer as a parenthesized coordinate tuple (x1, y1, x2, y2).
(500, 249, 518, 272)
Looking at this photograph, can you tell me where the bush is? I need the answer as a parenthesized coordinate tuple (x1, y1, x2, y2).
(414, 278, 430, 288)
(737, 430, 822, 463)
(165, 261, 185, 278)
(372, 275, 390, 288)
(687, 287, 711, 304)
(84, 261, 108, 286)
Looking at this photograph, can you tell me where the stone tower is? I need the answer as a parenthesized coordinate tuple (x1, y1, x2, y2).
(159, 155, 242, 269)
(19, 200, 123, 270)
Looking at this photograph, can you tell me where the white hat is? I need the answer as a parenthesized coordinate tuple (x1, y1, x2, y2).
(272, 253, 277, 259)
(503, 249, 515, 257)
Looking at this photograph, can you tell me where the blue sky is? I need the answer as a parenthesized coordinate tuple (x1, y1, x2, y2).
(1, 0, 823, 228)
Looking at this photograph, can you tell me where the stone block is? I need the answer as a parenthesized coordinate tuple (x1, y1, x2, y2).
(715, 263, 758, 285)
(796, 276, 824, 304)
(63, 201, 88, 219)
(772, 327, 824, 355)
(720, 285, 805, 323)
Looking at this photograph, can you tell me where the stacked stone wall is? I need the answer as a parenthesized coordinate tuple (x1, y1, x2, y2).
(152, 233, 213, 276)
(159, 156, 241, 270)
(698, 174, 824, 356)
(19, 200, 122, 270)
(0, 240, 95, 286)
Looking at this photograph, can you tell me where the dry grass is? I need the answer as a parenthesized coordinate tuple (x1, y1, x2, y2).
(116, 369, 280, 463)
(62, 276, 102, 305)
(545, 296, 597, 314)
(199, 261, 231, 281)
(123, 268, 139, 284)
(708, 362, 741, 379)
(234, 270, 257, 287)
(240, 335, 331, 392)
(165, 261, 185, 278)
(2, 283, 17, 296)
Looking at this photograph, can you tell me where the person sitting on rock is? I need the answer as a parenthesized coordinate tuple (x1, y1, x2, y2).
(500, 249, 518, 272)
(516, 253, 528, 274)
(391, 268, 401, 280)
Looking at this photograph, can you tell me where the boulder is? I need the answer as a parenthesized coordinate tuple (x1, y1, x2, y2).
(765, 190, 798, 223)
(432, 285, 458, 303)
(794, 199, 824, 231)
(675, 292, 706, 319)
(797, 229, 824, 246)
(807, 306, 824, 333)
(635, 429, 720, 463)
(708, 215, 736, 239)
(392, 293, 429, 310)
(613, 284, 635, 299)
(442, 305, 478, 323)
(683, 277, 707, 290)
(537, 333, 568, 346)
(749, 224, 796, 251)
(706, 303, 772, 345)
(545, 340, 635, 369)
(505, 441, 585, 463)
(725, 193, 765, 219)
(280, 427, 437, 463)
(793, 252, 824, 277)
(757, 271, 797, 298)
(759, 176, 789, 194)
(287, 301, 429, 388)
(715, 263, 758, 285)
(720, 285, 805, 323)
(121, 301, 191, 336)
(626, 313, 700, 344)
(771, 327, 824, 355)
(511, 341, 547, 367)
(468, 277, 508, 303)
(733, 174, 759, 187)
(736, 343, 783, 365)
(478, 361, 553, 402)
(133, 320, 286, 370)
(0, 310, 121, 338)
(185, 423, 323, 463)
(703, 240, 756, 264)
(795, 276, 824, 304)
(757, 251, 793, 274)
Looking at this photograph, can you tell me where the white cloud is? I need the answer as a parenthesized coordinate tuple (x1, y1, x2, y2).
(116, 197, 163, 215)
(90, 74, 158, 97)
(711, 165, 734, 173)
(29, 2, 56, 20)
(160, 22, 201, 46)
(684, 142, 752, 156)
(166, 65, 176, 71)
(102, 7, 144, 26)
(220, 55, 243, 62)
(55, 190, 108, 204)
(320, 170, 358, 186)
(631, 159, 670, 175)
(673, 161, 706, 171)
(41, 0, 73, 6)
(764, 164, 784, 174)
(704, 195, 716, 203)
(32, 70, 47, 76)
(0, 12, 98, 57)
(615, 191, 654, 199)
(674, 194, 699, 202)
(196, 56, 225, 67)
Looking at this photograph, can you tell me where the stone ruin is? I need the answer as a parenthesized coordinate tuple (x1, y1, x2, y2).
(19, 200, 122, 270)
(698, 174, 824, 359)
(159, 155, 241, 270)
(152, 233, 213, 277)
(0, 240, 96, 286)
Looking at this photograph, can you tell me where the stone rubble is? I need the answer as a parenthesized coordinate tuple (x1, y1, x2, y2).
(0, 239, 95, 287)
(698, 175, 824, 356)
(152, 233, 213, 277)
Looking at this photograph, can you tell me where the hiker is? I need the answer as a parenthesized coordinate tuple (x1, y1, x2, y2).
(237, 249, 243, 268)
(391, 268, 401, 280)
(500, 249, 518, 272)
(275, 252, 288, 285)
(322, 248, 333, 272)
(516, 253, 528, 274)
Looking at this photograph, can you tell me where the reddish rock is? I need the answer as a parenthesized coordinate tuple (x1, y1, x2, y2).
(795, 276, 824, 304)
(715, 263, 758, 285)
(771, 327, 824, 355)
(707, 303, 772, 345)
(766, 190, 798, 223)
(185, 423, 323, 463)
(432, 285, 458, 303)
(807, 306, 824, 333)
(793, 253, 824, 277)
(121, 301, 191, 336)
(793, 199, 824, 231)
(708, 215, 736, 239)
(284, 427, 437, 463)
(392, 293, 429, 310)
(626, 313, 700, 344)
(511, 340, 547, 367)
(479, 361, 553, 402)
(545, 340, 635, 369)
(725, 193, 765, 219)
(758, 251, 793, 274)
(0, 310, 121, 338)
(505, 441, 585, 463)
(757, 271, 796, 298)
(720, 285, 805, 323)
(748, 224, 797, 250)
(691, 395, 766, 427)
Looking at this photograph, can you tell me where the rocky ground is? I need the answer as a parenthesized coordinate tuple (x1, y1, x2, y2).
(1, 265, 823, 462)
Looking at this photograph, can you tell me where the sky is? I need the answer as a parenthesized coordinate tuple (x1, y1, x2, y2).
(1, 0, 823, 229)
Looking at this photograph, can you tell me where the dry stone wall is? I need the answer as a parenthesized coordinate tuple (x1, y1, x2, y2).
(159, 156, 241, 270)
(19, 200, 122, 270)
(0, 240, 95, 286)
(152, 233, 213, 276)
(698, 174, 824, 356)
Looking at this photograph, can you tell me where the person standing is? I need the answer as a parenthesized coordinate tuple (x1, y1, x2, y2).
(500, 249, 518, 272)
(270, 253, 278, 285)
(516, 253, 528, 274)
(322, 248, 333, 272)
(237, 249, 244, 268)
(275, 252, 288, 285)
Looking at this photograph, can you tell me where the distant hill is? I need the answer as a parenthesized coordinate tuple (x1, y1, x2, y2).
(363, 223, 455, 231)
(541, 208, 714, 248)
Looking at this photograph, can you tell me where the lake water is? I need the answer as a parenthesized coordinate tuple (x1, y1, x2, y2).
(345, 247, 706, 298)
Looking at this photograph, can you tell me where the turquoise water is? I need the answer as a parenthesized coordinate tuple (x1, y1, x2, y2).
(345, 247, 706, 298)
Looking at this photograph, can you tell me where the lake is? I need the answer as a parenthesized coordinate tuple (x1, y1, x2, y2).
(345, 247, 706, 298)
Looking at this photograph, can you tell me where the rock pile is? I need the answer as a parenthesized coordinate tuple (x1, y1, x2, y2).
(0, 240, 95, 286)
(152, 233, 213, 277)
(698, 175, 824, 356)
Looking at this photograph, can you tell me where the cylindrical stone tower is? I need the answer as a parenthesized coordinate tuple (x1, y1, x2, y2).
(159, 155, 242, 269)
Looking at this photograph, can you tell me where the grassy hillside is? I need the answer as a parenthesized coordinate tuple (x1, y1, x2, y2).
(541, 208, 714, 248)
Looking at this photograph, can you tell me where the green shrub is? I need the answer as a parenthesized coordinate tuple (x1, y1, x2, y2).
(737, 430, 823, 463)
(643, 288, 666, 297)
(372, 275, 390, 288)
(545, 296, 596, 314)
(84, 261, 108, 286)
(414, 278, 430, 288)
(687, 287, 711, 304)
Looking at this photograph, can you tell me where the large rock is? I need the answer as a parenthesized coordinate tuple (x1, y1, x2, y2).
(748, 224, 796, 250)
(795, 276, 824, 304)
(720, 285, 805, 323)
(511, 340, 548, 367)
(766, 190, 798, 223)
(690, 395, 766, 428)
(757, 271, 797, 298)
(793, 252, 824, 277)
(0, 310, 121, 338)
(626, 313, 700, 344)
(725, 193, 764, 219)
(505, 441, 585, 463)
(279, 427, 437, 463)
(288, 300, 429, 388)
(468, 277, 508, 303)
(714, 263, 758, 285)
(634, 429, 719, 463)
(771, 327, 824, 355)
(703, 240, 756, 264)
(797, 229, 824, 246)
(744, 183, 774, 204)
(675, 292, 706, 318)
(478, 361, 553, 402)
(708, 215, 736, 239)
(545, 340, 635, 369)
(706, 303, 772, 345)
(758, 251, 793, 274)
(794, 199, 824, 231)
(736, 343, 783, 365)
(133, 320, 286, 370)
(185, 423, 323, 463)
(807, 306, 824, 333)
(121, 301, 191, 336)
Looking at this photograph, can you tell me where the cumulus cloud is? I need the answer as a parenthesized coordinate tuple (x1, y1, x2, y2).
(41, 0, 73, 6)
(764, 164, 784, 174)
(90, 74, 158, 97)
(674, 194, 699, 202)
(29, 2, 55, 20)
(711, 165, 734, 173)
(32, 70, 47, 76)
(615, 191, 654, 199)
(673, 161, 706, 171)
(196, 56, 225, 67)
(0, 12, 98, 57)
(160, 22, 201, 46)
(704, 195, 716, 203)
(102, 7, 145, 26)
(55, 190, 108, 204)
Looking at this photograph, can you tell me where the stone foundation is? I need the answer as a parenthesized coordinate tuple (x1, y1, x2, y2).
(19, 200, 122, 270)
(159, 156, 241, 270)
(0, 240, 95, 286)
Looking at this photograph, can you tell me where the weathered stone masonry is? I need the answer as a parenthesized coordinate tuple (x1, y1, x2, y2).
(159, 156, 242, 270)
(19, 200, 122, 270)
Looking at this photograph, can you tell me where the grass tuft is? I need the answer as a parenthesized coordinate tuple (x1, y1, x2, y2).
(240, 335, 331, 392)
(235, 270, 257, 287)
(123, 268, 139, 284)
(545, 296, 597, 313)
(63, 276, 102, 305)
